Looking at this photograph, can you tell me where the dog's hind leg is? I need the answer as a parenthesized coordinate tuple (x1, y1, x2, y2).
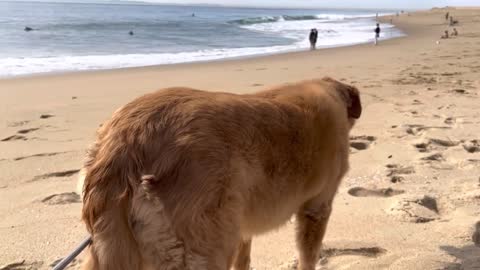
(131, 189, 240, 270)
(175, 193, 243, 269)
(87, 203, 144, 270)
(130, 190, 188, 270)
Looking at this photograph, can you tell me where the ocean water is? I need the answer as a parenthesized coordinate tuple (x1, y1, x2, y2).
(0, 1, 404, 77)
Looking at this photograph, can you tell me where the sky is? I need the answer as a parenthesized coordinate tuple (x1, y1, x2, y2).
(122, 0, 480, 9)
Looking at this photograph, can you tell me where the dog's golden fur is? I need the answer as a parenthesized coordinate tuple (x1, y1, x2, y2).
(79, 77, 361, 270)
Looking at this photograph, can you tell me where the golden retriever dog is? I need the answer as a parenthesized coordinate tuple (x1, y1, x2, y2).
(79, 77, 362, 270)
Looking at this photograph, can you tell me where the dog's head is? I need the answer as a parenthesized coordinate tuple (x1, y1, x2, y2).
(321, 77, 362, 123)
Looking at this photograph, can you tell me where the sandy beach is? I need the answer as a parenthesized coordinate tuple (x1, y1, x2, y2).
(1, 7, 480, 270)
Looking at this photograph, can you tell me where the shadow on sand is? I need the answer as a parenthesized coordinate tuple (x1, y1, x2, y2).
(440, 244, 480, 269)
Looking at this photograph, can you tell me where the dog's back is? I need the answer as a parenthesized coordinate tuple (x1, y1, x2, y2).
(79, 78, 361, 270)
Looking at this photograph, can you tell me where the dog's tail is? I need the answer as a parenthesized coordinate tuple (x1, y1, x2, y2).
(80, 141, 144, 270)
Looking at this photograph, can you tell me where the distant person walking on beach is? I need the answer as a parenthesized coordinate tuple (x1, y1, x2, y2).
(441, 30, 449, 39)
(309, 28, 318, 50)
(374, 23, 381, 45)
(445, 12, 450, 21)
(452, 28, 458, 36)
(449, 16, 459, 26)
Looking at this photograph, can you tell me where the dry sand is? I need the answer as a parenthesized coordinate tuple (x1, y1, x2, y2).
(1, 7, 479, 270)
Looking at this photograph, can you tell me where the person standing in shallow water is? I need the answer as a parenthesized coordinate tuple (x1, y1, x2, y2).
(374, 23, 381, 45)
(309, 28, 318, 50)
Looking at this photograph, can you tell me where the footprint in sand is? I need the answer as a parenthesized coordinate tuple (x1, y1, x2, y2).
(412, 99, 423, 105)
(1, 135, 27, 142)
(429, 138, 460, 147)
(7, 120, 30, 127)
(444, 117, 456, 125)
(348, 187, 404, 197)
(441, 72, 462, 77)
(40, 114, 55, 119)
(350, 135, 376, 151)
(451, 89, 469, 95)
(387, 195, 439, 223)
(322, 246, 386, 259)
(421, 153, 445, 162)
(386, 164, 415, 176)
(0, 260, 43, 270)
(463, 140, 480, 153)
(1, 127, 41, 142)
(13, 151, 70, 161)
(30, 169, 80, 182)
(403, 124, 451, 136)
(41, 192, 81, 205)
(17, 128, 39, 134)
(414, 138, 460, 153)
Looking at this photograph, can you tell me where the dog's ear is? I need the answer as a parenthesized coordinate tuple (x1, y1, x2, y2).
(345, 85, 361, 119)
(322, 77, 362, 119)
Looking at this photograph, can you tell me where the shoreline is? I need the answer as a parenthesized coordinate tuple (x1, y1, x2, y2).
(1, 13, 403, 80)
(0, 30, 407, 82)
(0, 34, 402, 81)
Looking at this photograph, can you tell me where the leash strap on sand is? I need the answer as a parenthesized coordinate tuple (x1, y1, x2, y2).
(52, 236, 92, 270)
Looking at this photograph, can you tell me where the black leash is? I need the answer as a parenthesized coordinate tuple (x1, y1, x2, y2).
(52, 236, 92, 270)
